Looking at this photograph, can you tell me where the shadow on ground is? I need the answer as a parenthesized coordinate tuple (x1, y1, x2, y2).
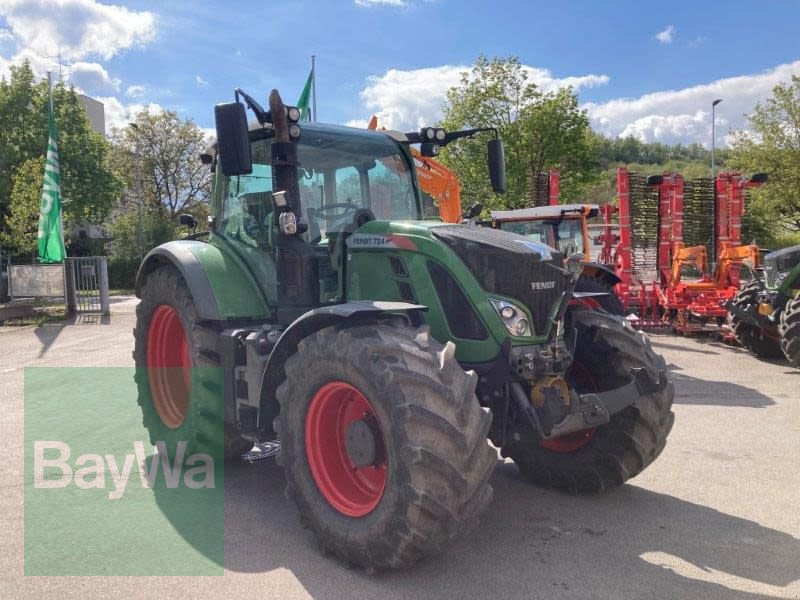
(150, 456, 800, 600)
(33, 313, 111, 357)
(666, 368, 775, 408)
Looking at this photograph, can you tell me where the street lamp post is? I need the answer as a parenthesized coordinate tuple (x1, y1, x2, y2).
(710, 98, 723, 266)
(711, 98, 723, 180)
(128, 123, 144, 261)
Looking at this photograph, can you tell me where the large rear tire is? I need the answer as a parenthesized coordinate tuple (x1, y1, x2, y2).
(574, 275, 624, 315)
(133, 266, 253, 460)
(730, 281, 783, 358)
(275, 323, 496, 570)
(779, 296, 800, 367)
(501, 311, 674, 494)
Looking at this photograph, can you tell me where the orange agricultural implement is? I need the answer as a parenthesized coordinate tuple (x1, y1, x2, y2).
(605, 168, 766, 333)
(368, 116, 462, 222)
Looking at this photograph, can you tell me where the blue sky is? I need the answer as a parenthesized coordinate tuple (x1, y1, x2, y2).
(1, 0, 799, 146)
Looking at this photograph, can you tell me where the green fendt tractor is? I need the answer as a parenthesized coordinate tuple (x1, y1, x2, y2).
(133, 88, 675, 569)
(729, 244, 800, 366)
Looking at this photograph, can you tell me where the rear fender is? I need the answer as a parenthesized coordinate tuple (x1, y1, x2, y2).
(135, 240, 271, 320)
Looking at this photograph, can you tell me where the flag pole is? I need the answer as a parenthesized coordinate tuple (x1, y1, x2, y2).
(47, 72, 66, 259)
(311, 55, 317, 122)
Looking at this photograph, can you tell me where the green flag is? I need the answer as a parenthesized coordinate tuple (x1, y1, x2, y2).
(297, 69, 313, 121)
(37, 87, 66, 263)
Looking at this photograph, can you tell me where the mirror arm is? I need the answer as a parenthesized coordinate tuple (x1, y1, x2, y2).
(235, 88, 270, 125)
(442, 127, 498, 146)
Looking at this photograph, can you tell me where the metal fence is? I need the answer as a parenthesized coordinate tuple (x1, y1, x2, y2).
(66, 257, 110, 315)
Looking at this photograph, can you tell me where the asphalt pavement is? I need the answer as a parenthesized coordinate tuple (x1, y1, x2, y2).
(1, 296, 798, 599)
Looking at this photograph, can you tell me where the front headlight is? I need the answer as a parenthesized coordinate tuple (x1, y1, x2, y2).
(490, 298, 531, 336)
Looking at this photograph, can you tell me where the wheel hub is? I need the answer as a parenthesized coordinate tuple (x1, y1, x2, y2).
(146, 304, 191, 429)
(305, 381, 388, 517)
(345, 416, 386, 468)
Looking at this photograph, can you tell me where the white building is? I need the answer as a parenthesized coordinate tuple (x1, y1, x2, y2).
(77, 94, 105, 135)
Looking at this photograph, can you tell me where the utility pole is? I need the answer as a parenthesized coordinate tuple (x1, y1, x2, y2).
(128, 123, 145, 261)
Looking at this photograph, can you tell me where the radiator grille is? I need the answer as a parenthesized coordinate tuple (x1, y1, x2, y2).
(432, 226, 565, 337)
(427, 260, 488, 340)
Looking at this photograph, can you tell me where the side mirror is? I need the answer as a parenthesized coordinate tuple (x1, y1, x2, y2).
(487, 139, 506, 194)
(214, 102, 252, 177)
(469, 203, 483, 218)
(179, 213, 198, 228)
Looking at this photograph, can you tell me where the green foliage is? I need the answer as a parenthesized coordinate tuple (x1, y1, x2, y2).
(0, 61, 122, 253)
(108, 206, 178, 262)
(107, 206, 179, 288)
(591, 132, 724, 170)
(438, 56, 598, 210)
(729, 75, 800, 235)
(109, 108, 212, 219)
(0, 157, 45, 255)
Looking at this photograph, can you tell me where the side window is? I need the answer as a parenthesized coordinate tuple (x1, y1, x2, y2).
(369, 157, 415, 220)
(221, 163, 275, 250)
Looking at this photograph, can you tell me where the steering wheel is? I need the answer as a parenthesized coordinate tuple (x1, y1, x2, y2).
(311, 202, 358, 222)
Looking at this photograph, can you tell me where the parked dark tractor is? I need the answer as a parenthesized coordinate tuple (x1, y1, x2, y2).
(729, 244, 800, 365)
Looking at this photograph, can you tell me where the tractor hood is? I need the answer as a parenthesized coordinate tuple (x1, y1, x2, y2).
(346, 220, 567, 338)
(430, 226, 566, 336)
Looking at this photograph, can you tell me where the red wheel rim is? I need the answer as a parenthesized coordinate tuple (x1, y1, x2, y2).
(146, 304, 191, 429)
(539, 360, 596, 453)
(305, 381, 387, 517)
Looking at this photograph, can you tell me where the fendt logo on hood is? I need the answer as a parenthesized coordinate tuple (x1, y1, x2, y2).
(531, 281, 557, 291)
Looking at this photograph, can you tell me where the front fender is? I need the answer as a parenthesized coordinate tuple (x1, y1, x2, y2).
(581, 262, 622, 287)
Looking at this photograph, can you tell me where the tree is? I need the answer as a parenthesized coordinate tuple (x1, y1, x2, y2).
(438, 56, 598, 209)
(0, 157, 44, 255)
(109, 109, 212, 220)
(0, 61, 122, 253)
(729, 75, 800, 238)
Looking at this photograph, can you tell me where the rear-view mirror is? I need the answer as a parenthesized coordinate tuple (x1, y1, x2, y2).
(487, 139, 506, 194)
(214, 102, 252, 177)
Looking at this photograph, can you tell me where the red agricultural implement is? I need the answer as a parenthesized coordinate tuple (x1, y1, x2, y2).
(601, 167, 766, 333)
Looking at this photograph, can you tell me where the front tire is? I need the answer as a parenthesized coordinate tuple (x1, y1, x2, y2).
(730, 281, 783, 358)
(502, 311, 674, 494)
(779, 296, 800, 367)
(275, 323, 496, 570)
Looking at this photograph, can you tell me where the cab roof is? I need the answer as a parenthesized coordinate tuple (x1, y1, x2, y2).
(490, 204, 600, 222)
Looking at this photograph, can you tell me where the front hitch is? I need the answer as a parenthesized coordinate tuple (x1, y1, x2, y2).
(510, 366, 666, 440)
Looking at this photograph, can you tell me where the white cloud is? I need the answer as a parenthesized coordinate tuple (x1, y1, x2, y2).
(94, 95, 162, 135)
(355, 0, 406, 6)
(656, 25, 675, 44)
(195, 74, 208, 88)
(353, 63, 609, 131)
(70, 61, 120, 93)
(0, 0, 156, 61)
(585, 59, 800, 146)
(125, 84, 145, 98)
(0, 27, 14, 42)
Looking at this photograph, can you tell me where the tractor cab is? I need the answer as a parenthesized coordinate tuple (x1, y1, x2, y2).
(487, 204, 599, 260)
(208, 121, 423, 309)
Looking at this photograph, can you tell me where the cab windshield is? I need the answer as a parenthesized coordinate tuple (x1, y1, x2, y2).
(498, 218, 585, 256)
